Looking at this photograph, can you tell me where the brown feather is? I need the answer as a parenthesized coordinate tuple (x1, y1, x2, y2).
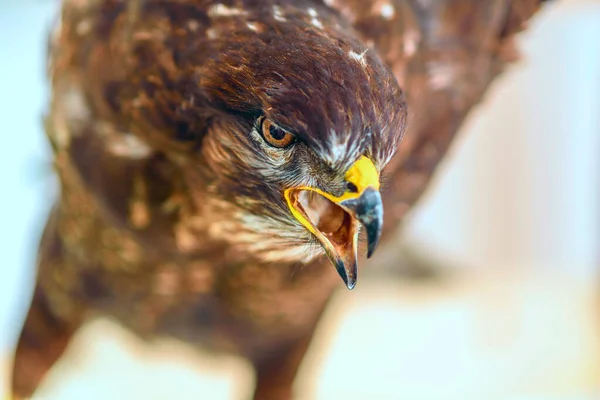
(12, 1, 547, 398)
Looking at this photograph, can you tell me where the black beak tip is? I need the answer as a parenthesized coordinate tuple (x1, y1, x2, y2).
(359, 188, 384, 259)
(345, 277, 357, 290)
(367, 247, 375, 259)
(340, 187, 384, 260)
(366, 229, 382, 258)
(336, 260, 357, 290)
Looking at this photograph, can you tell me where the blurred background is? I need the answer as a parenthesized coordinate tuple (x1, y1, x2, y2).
(0, 0, 599, 399)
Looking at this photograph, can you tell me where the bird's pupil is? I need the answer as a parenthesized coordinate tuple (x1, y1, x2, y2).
(270, 126, 286, 140)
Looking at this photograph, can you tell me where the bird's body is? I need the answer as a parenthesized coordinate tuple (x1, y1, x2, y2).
(12, 1, 545, 398)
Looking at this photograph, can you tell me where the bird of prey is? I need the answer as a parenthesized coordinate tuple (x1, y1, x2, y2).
(11, 0, 546, 399)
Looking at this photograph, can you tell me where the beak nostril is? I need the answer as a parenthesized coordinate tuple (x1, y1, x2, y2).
(346, 182, 358, 193)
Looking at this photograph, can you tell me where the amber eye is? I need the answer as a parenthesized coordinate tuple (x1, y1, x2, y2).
(259, 117, 296, 148)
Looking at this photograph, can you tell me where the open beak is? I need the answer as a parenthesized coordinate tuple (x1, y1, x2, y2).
(284, 156, 383, 290)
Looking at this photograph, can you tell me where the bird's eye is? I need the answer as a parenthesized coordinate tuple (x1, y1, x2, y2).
(259, 117, 296, 148)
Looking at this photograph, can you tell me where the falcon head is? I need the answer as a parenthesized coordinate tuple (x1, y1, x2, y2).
(111, 3, 407, 289)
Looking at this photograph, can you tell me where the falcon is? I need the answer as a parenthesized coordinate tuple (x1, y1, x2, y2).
(11, 0, 547, 399)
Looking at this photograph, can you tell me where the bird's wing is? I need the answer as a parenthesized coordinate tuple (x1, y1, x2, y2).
(324, 0, 547, 221)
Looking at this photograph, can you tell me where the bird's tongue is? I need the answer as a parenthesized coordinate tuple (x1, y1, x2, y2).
(299, 190, 346, 231)
(298, 191, 348, 244)
(297, 190, 358, 289)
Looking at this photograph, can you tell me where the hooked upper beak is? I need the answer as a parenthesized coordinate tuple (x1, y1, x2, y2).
(284, 156, 383, 290)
